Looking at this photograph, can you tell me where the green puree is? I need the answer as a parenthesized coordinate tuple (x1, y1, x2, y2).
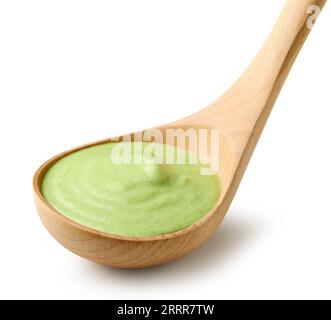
(42, 142, 220, 237)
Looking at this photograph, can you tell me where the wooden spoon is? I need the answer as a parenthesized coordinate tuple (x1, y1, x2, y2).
(34, 0, 327, 268)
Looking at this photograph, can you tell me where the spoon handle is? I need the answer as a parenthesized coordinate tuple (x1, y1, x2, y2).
(203, 0, 327, 153)
(241, 0, 327, 102)
(183, 0, 327, 136)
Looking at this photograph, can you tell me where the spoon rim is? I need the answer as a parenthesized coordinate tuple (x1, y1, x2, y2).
(33, 136, 224, 242)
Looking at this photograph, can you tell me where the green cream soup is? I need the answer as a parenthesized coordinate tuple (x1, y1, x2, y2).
(42, 142, 220, 237)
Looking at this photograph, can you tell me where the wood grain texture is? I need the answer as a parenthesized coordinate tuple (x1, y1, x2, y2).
(33, 0, 327, 268)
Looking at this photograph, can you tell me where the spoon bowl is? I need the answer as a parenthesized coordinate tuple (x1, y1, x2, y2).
(34, 126, 232, 268)
(34, 0, 327, 268)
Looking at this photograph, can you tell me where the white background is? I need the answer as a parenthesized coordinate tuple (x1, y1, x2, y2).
(0, 0, 330, 300)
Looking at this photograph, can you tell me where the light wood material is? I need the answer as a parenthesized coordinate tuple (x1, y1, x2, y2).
(33, 0, 327, 268)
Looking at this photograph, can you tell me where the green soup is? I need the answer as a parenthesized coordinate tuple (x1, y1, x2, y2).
(42, 142, 220, 237)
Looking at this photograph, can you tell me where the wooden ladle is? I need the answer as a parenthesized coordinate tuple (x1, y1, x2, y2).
(34, 0, 327, 268)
